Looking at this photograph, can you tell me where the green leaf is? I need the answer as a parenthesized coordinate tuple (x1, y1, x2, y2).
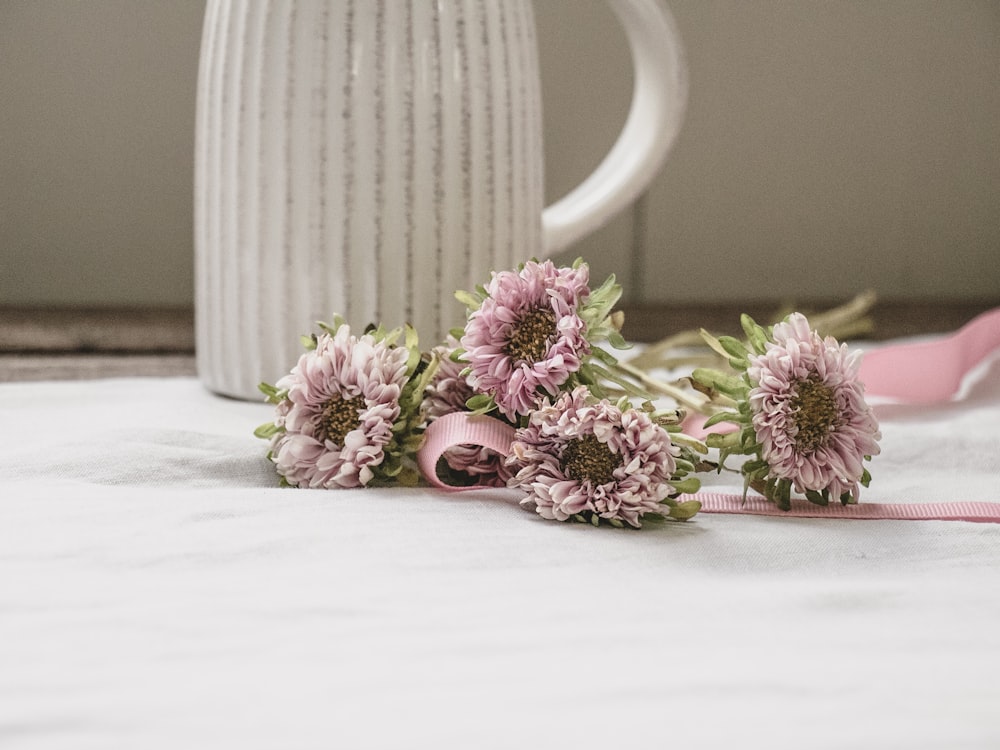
(805, 489, 829, 506)
(717, 335, 749, 360)
(396, 466, 421, 487)
(741, 458, 769, 476)
(403, 330, 421, 374)
(673, 457, 697, 475)
(775, 479, 792, 511)
(581, 273, 622, 326)
(664, 499, 701, 520)
(670, 477, 701, 495)
(465, 393, 491, 410)
(699, 330, 730, 360)
(741, 314, 770, 355)
(576, 362, 599, 386)
(455, 289, 483, 310)
(464, 393, 497, 416)
(257, 382, 287, 404)
(254, 422, 281, 440)
(606, 330, 630, 350)
(590, 272, 618, 300)
(762, 474, 775, 500)
(316, 317, 343, 337)
(400, 434, 427, 453)
(404, 323, 419, 351)
(590, 346, 619, 366)
(706, 431, 741, 450)
(702, 410, 740, 429)
(690, 368, 746, 398)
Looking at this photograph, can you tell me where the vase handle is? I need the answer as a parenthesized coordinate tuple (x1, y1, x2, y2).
(541, 0, 687, 253)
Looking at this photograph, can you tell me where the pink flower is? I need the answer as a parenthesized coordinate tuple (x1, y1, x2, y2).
(268, 325, 409, 488)
(747, 313, 881, 502)
(461, 260, 591, 420)
(506, 387, 679, 528)
(422, 339, 509, 486)
(422, 338, 476, 422)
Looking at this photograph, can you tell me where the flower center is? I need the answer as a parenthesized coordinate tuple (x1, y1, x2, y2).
(561, 434, 622, 486)
(790, 376, 840, 452)
(504, 307, 557, 363)
(317, 393, 364, 446)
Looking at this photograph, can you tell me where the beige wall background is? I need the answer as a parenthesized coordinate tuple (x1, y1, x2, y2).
(2, 0, 998, 308)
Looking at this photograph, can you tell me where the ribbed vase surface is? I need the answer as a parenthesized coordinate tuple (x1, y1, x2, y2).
(195, 0, 544, 398)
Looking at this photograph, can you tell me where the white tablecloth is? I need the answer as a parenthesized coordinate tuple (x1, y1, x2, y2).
(3, 353, 999, 749)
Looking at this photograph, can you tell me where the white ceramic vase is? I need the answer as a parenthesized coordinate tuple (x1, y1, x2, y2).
(195, 0, 687, 399)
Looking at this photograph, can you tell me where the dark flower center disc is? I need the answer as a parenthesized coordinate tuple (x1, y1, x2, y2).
(318, 393, 364, 446)
(791, 376, 840, 452)
(505, 307, 557, 363)
(562, 434, 622, 486)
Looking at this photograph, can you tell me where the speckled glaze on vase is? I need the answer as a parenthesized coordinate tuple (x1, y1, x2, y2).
(195, 0, 687, 399)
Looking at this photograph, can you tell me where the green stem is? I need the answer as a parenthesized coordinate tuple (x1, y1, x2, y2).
(614, 360, 711, 414)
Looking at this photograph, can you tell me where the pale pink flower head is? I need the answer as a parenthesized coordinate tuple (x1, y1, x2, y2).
(506, 386, 679, 528)
(268, 325, 410, 488)
(747, 313, 881, 502)
(422, 338, 475, 422)
(422, 338, 509, 486)
(461, 260, 591, 420)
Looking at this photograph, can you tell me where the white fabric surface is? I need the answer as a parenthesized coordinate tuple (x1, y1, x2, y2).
(3, 353, 1000, 749)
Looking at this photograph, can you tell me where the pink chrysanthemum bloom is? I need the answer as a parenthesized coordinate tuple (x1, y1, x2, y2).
(506, 386, 680, 528)
(422, 339, 509, 486)
(746, 312, 881, 503)
(461, 260, 591, 420)
(266, 325, 410, 488)
(422, 338, 476, 422)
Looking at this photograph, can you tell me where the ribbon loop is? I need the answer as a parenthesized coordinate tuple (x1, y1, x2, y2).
(858, 307, 1000, 403)
(418, 412, 515, 491)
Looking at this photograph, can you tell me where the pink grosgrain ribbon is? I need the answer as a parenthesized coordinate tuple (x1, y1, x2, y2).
(418, 412, 516, 492)
(418, 309, 1000, 521)
(858, 307, 1000, 403)
(693, 494, 1000, 522)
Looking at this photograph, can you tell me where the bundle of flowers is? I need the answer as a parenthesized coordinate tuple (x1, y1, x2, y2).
(255, 259, 880, 527)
